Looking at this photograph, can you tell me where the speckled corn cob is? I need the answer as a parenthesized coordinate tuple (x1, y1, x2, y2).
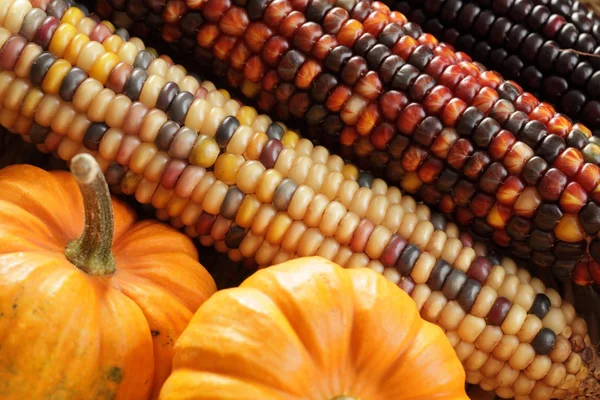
(87, 0, 600, 284)
(389, 0, 600, 133)
(0, 7, 599, 397)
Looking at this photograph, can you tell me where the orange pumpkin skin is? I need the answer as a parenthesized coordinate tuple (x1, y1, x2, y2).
(0, 165, 216, 400)
(160, 257, 468, 400)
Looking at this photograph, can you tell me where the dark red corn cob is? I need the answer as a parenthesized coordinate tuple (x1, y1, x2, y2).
(95, 0, 600, 285)
(394, 0, 600, 135)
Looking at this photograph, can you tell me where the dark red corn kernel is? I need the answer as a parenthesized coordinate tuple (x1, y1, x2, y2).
(467, 256, 493, 283)
(33, 16, 60, 49)
(506, 216, 532, 241)
(463, 151, 491, 180)
(378, 22, 404, 48)
(470, 192, 495, 217)
(438, 64, 465, 90)
(528, 229, 556, 252)
(414, 116, 443, 147)
(260, 139, 283, 168)
(452, 179, 476, 206)
(479, 162, 508, 193)
(486, 297, 512, 326)
(289, 92, 311, 118)
(430, 127, 458, 159)
(105, 164, 126, 186)
(293, 22, 322, 53)
(324, 45, 352, 72)
(312, 34, 337, 60)
(435, 168, 459, 193)
(397, 103, 426, 135)
(422, 85, 453, 115)
(161, 159, 187, 190)
(401, 145, 428, 172)
(341, 56, 368, 85)
(538, 168, 568, 201)
(379, 90, 408, 121)
(262, 36, 289, 66)
(224, 225, 246, 249)
(447, 138, 474, 170)
(261, 0, 290, 28)
(424, 55, 452, 79)
(195, 212, 217, 235)
(514, 93, 539, 115)
(454, 75, 481, 104)
(418, 157, 444, 183)
(277, 49, 306, 81)
(522, 156, 548, 186)
(492, 229, 512, 248)
(408, 74, 436, 102)
(322, 7, 349, 35)
(380, 234, 408, 267)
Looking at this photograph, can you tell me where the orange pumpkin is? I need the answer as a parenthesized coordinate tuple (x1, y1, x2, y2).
(160, 257, 468, 400)
(0, 154, 216, 399)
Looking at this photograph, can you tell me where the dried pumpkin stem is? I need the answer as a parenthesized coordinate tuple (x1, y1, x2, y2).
(65, 154, 116, 275)
(330, 396, 357, 400)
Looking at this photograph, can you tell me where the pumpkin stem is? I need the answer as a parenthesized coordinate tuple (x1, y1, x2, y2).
(330, 396, 357, 400)
(65, 154, 116, 275)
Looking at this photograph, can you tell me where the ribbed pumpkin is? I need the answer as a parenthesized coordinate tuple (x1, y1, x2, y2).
(160, 257, 468, 400)
(0, 154, 216, 399)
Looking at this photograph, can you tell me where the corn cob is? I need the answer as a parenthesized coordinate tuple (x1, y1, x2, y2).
(0, 7, 600, 397)
(391, 0, 600, 134)
(87, 0, 600, 283)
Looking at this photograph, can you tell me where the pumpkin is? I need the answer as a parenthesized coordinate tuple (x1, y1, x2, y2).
(0, 154, 216, 399)
(160, 257, 468, 400)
